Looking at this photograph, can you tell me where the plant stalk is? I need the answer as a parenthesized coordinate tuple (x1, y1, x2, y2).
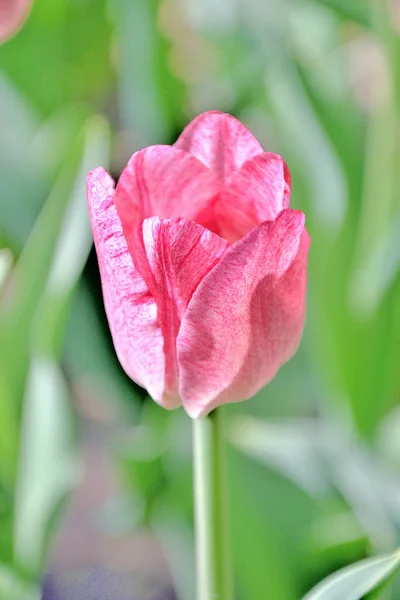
(193, 406, 234, 600)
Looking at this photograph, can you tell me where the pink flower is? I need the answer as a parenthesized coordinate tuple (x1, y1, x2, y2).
(0, 0, 34, 43)
(87, 111, 310, 418)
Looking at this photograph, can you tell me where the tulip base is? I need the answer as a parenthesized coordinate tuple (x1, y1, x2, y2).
(193, 406, 234, 600)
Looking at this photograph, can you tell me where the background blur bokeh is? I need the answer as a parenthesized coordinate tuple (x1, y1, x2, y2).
(0, 0, 400, 599)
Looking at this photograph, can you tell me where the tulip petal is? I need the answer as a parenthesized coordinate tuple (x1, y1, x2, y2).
(177, 209, 310, 418)
(113, 145, 219, 244)
(87, 168, 179, 409)
(0, 0, 33, 43)
(174, 110, 263, 182)
(113, 121, 290, 246)
(131, 217, 229, 398)
(213, 152, 291, 242)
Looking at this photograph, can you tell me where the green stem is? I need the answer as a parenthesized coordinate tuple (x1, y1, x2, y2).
(193, 407, 234, 600)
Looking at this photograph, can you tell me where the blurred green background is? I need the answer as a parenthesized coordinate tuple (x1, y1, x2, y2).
(0, 0, 400, 599)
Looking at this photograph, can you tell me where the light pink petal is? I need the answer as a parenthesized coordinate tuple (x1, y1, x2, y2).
(177, 209, 310, 418)
(174, 111, 263, 183)
(87, 168, 179, 409)
(0, 0, 33, 43)
(212, 153, 291, 242)
(113, 145, 219, 245)
(130, 217, 229, 398)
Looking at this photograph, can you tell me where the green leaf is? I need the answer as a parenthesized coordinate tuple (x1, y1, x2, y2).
(110, 0, 184, 146)
(13, 358, 78, 574)
(266, 60, 347, 231)
(33, 114, 110, 358)
(302, 550, 400, 600)
(313, 0, 371, 27)
(0, 73, 46, 248)
(12, 114, 109, 572)
(230, 444, 318, 600)
(151, 509, 195, 600)
(0, 112, 109, 428)
(0, 114, 110, 567)
(0, 130, 84, 410)
(242, 0, 348, 231)
(229, 415, 329, 496)
(0, 142, 78, 488)
(350, 201, 400, 318)
(0, 564, 40, 600)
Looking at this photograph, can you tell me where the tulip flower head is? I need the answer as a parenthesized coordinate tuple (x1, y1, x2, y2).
(87, 112, 309, 418)
(0, 0, 34, 43)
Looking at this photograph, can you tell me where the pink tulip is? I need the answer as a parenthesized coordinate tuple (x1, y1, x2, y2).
(87, 111, 310, 418)
(0, 0, 33, 43)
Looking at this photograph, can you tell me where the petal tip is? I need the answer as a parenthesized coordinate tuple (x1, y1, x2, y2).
(87, 168, 116, 214)
(175, 110, 264, 176)
(87, 166, 114, 189)
(276, 207, 306, 230)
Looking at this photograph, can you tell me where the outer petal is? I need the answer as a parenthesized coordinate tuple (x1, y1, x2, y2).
(177, 209, 310, 418)
(212, 153, 291, 242)
(113, 145, 219, 243)
(87, 168, 179, 409)
(130, 217, 229, 398)
(174, 111, 263, 183)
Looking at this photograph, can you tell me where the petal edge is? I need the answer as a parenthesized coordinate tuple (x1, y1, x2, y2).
(87, 167, 180, 409)
(174, 111, 263, 182)
(177, 209, 310, 418)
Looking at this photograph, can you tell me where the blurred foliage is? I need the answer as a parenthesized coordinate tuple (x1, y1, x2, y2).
(0, 0, 399, 599)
